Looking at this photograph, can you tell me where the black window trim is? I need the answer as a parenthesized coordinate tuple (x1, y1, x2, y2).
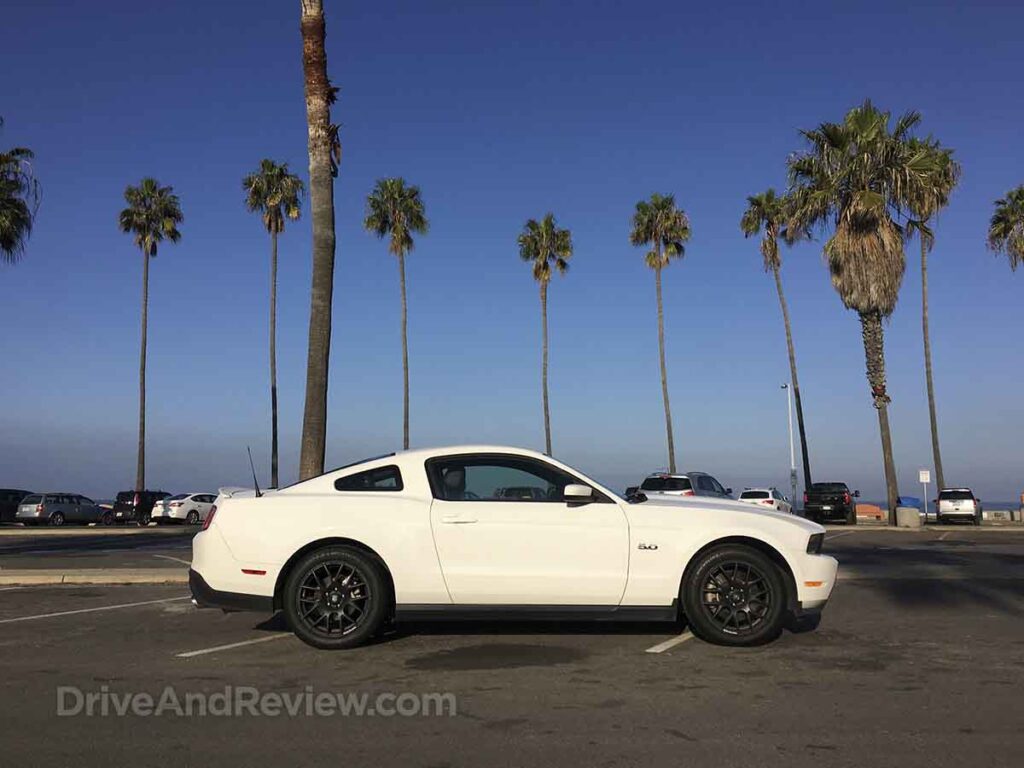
(334, 464, 404, 493)
(423, 453, 613, 504)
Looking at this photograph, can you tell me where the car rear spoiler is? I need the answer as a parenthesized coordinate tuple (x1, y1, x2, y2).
(216, 487, 257, 500)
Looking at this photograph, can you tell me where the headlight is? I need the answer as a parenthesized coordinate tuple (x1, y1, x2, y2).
(807, 533, 824, 554)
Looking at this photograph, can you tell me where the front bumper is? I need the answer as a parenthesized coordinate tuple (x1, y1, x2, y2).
(189, 569, 274, 613)
(792, 554, 839, 611)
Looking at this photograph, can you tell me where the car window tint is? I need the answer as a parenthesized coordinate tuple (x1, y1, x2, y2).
(21, 495, 41, 505)
(938, 490, 974, 501)
(335, 465, 404, 492)
(741, 491, 769, 499)
(696, 476, 714, 491)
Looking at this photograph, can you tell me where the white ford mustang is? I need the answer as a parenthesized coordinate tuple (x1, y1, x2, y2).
(190, 446, 837, 649)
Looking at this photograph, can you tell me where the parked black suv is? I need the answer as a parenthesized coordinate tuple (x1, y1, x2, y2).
(0, 489, 32, 523)
(112, 490, 171, 525)
(803, 482, 859, 525)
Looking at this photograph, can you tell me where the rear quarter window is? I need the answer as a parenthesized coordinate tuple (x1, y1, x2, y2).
(335, 465, 404, 492)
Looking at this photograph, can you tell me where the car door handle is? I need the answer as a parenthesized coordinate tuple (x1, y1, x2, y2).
(440, 512, 478, 524)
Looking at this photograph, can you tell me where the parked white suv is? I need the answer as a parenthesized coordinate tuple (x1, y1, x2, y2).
(936, 488, 982, 525)
(738, 488, 793, 514)
(152, 493, 216, 525)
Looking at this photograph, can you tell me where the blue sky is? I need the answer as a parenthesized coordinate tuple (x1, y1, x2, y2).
(2, 0, 1022, 501)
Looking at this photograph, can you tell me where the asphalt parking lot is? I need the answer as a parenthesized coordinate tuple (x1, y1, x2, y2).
(1, 527, 1022, 767)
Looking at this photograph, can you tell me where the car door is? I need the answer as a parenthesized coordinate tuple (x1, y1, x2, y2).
(427, 454, 629, 605)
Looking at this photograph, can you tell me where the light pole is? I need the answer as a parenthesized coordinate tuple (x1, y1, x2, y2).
(781, 383, 797, 506)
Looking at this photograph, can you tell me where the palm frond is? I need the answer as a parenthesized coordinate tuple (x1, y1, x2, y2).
(363, 178, 429, 258)
(518, 212, 572, 284)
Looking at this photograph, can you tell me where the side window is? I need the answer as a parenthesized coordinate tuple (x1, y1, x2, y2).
(428, 455, 597, 502)
(711, 478, 727, 495)
(696, 476, 715, 492)
(334, 465, 404, 492)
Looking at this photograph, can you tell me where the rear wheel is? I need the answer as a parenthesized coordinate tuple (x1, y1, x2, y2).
(48, 512, 65, 527)
(682, 545, 786, 647)
(101, 511, 113, 526)
(186, 510, 200, 526)
(283, 546, 389, 650)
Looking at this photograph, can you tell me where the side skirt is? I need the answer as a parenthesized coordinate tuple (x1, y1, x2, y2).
(394, 601, 679, 623)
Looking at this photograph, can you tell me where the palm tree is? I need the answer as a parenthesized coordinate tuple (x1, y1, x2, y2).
(630, 193, 691, 473)
(243, 159, 305, 488)
(0, 117, 40, 263)
(906, 138, 961, 493)
(118, 178, 183, 493)
(298, 0, 340, 480)
(741, 188, 813, 492)
(788, 100, 942, 521)
(518, 213, 572, 456)
(987, 185, 1024, 271)
(364, 178, 429, 450)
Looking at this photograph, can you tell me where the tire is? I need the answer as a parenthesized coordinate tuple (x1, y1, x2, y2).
(49, 512, 65, 527)
(682, 545, 787, 647)
(186, 510, 200, 526)
(845, 508, 857, 526)
(283, 546, 389, 650)
(101, 511, 114, 526)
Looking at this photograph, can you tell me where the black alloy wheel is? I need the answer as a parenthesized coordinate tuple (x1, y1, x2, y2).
(683, 545, 787, 646)
(283, 546, 388, 650)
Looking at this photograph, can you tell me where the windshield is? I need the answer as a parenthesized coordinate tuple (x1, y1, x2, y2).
(740, 491, 769, 499)
(939, 490, 974, 501)
(640, 476, 692, 492)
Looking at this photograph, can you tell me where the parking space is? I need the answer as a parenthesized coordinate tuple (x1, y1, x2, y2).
(1, 529, 1023, 766)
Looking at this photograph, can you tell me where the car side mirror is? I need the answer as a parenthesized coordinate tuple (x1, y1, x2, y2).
(625, 486, 638, 496)
(853, 490, 861, 498)
(725, 488, 733, 495)
(564, 484, 594, 504)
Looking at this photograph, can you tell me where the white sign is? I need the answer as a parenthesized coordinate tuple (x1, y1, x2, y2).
(919, 469, 931, 484)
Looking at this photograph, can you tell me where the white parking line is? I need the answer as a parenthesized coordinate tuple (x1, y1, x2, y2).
(0, 596, 190, 625)
(176, 633, 293, 658)
(645, 630, 694, 654)
(825, 530, 857, 541)
(0, 586, 25, 592)
(939, 532, 949, 541)
(153, 554, 192, 566)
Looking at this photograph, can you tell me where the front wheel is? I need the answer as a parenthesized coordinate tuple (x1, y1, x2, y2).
(682, 545, 787, 646)
(845, 508, 857, 526)
(283, 546, 389, 650)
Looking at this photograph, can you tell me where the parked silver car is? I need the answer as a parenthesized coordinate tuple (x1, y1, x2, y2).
(16, 493, 105, 526)
(936, 488, 982, 525)
(628, 471, 733, 499)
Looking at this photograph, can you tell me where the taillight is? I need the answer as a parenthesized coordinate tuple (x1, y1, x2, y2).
(762, 499, 775, 505)
(36, 504, 44, 513)
(169, 501, 183, 508)
(681, 490, 694, 496)
(202, 505, 216, 531)
(803, 492, 808, 504)
(133, 492, 140, 508)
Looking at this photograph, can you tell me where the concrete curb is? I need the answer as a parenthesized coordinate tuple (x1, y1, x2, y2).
(823, 524, 1024, 532)
(0, 569, 188, 586)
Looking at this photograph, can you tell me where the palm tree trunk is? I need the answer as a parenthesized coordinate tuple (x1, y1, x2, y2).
(269, 228, 279, 488)
(540, 280, 551, 455)
(655, 265, 676, 473)
(298, 0, 337, 480)
(860, 311, 899, 522)
(399, 250, 410, 450)
(136, 249, 149, 492)
(921, 236, 944, 491)
(772, 265, 812, 489)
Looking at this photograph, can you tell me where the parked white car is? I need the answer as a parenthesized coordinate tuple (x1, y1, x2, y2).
(152, 493, 216, 525)
(190, 446, 836, 650)
(738, 488, 793, 514)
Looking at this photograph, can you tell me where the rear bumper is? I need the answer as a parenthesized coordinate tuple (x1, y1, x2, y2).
(189, 569, 274, 613)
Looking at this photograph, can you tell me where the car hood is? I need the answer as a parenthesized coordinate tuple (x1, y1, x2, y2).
(638, 495, 824, 535)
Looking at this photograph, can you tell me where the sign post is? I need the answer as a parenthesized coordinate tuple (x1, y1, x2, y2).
(919, 469, 931, 519)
